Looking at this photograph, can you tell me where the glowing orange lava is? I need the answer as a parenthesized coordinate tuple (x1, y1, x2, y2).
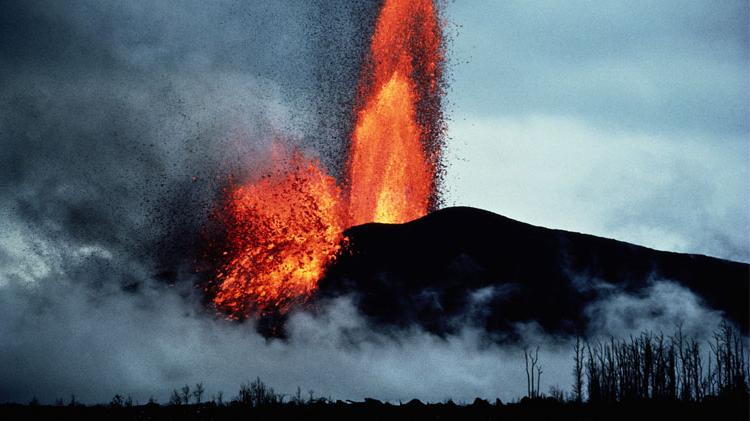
(347, 0, 443, 225)
(212, 152, 346, 317)
(211, 0, 443, 317)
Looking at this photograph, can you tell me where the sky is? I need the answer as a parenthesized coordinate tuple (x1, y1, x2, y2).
(0, 0, 747, 405)
(442, 0, 749, 262)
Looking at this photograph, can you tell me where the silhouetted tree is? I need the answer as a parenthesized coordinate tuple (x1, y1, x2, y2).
(586, 344, 601, 401)
(548, 385, 565, 402)
(181, 385, 191, 405)
(572, 337, 584, 403)
(110, 395, 124, 408)
(710, 321, 748, 395)
(216, 391, 224, 406)
(524, 346, 542, 398)
(169, 389, 182, 406)
(292, 386, 303, 405)
(238, 377, 280, 407)
(579, 324, 748, 403)
(193, 382, 205, 404)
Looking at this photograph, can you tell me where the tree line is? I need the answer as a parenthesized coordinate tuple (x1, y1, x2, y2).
(524, 322, 749, 403)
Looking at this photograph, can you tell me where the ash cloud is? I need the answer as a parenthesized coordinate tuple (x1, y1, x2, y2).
(0, 0, 376, 282)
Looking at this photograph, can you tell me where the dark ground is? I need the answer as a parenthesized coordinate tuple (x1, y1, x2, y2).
(2, 395, 748, 421)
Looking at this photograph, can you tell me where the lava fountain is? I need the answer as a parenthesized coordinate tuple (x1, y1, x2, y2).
(347, 0, 444, 225)
(211, 0, 444, 317)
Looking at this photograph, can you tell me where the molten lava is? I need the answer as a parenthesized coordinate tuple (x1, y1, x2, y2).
(347, 0, 443, 225)
(211, 0, 444, 317)
(212, 152, 346, 317)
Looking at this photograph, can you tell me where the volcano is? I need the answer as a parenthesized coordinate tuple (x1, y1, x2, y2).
(315, 206, 749, 338)
(205, 0, 748, 337)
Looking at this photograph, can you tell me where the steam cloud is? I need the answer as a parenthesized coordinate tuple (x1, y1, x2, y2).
(0, 256, 733, 404)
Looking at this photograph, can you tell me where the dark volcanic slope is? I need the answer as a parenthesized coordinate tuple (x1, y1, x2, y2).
(317, 207, 749, 337)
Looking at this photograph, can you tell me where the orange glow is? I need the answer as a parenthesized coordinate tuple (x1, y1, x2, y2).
(211, 0, 443, 317)
(212, 151, 346, 317)
(347, 0, 442, 225)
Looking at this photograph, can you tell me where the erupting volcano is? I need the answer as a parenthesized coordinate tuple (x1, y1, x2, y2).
(211, 0, 445, 317)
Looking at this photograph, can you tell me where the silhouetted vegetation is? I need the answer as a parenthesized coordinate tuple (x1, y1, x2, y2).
(524, 346, 543, 398)
(579, 322, 747, 403)
(1, 325, 747, 420)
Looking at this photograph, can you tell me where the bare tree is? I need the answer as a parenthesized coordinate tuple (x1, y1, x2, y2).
(586, 344, 602, 401)
(536, 363, 543, 398)
(110, 395, 124, 408)
(710, 321, 748, 395)
(238, 377, 280, 407)
(169, 389, 182, 406)
(524, 346, 542, 398)
(193, 382, 205, 404)
(579, 324, 748, 403)
(292, 386, 303, 405)
(548, 385, 565, 402)
(181, 385, 191, 405)
(216, 391, 224, 406)
(572, 337, 584, 403)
